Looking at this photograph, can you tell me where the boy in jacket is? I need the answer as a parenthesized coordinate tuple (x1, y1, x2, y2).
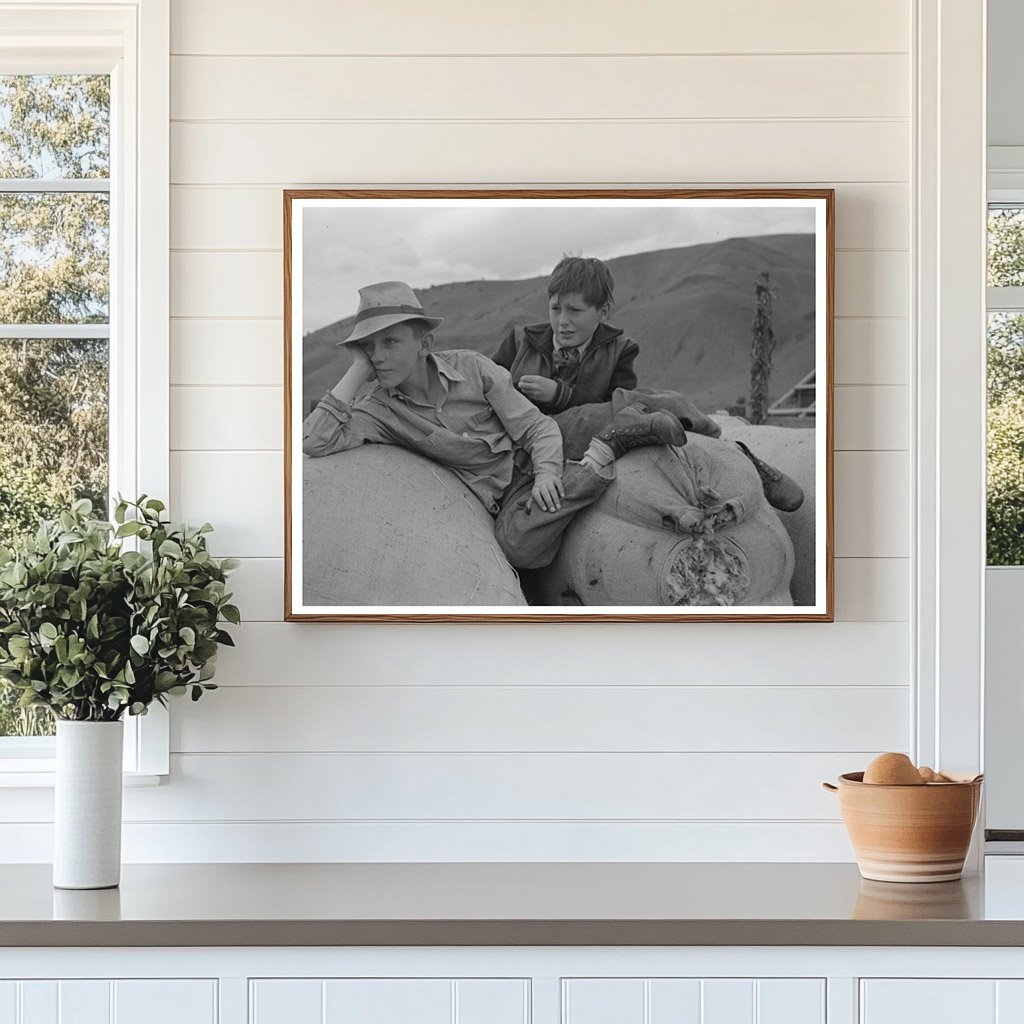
(492, 255, 804, 513)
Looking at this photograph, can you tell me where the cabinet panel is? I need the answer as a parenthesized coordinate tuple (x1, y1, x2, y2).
(19, 983, 56, 1024)
(757, 980, 825, 1024)
(563, 980, 645, 1024)
(0, 983, 15, 1024)
(251, 979, 528, 1024)
(998, 980, 1024, 1023)
(455, 980, 529, 1024)
(114, 981, 217, 1024)
(323, 980, 451, 1024)
(702, 980, 754, 1024)
(58, 982, 109, 1024)
(250, 980, 322, 1024)
(648, 980, 701, 1023)
(564, 979, 825, 1024)
(861, 980, 996, 1024)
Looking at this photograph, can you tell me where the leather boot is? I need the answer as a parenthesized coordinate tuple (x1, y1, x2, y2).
(616, 388, 722, 438)
(735, 440, 804, 512)
(595, 407, 687, 459)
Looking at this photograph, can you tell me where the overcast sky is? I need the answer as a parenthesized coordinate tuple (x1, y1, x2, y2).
(301, 202, 815, 334)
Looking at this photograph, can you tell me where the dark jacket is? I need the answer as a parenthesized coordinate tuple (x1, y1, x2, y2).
(492, 322, 639, 414)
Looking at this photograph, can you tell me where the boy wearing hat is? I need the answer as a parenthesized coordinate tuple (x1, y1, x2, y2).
(302, 281, 685, 570)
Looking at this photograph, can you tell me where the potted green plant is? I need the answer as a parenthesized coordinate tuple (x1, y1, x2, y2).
(0, 496, 239, 889)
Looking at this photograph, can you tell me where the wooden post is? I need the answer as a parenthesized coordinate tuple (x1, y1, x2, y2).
(749, 272, 775, 425)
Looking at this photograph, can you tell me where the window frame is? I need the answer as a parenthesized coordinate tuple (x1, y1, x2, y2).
(0, 0, 169, 783)
(983, 189, 1024, 837)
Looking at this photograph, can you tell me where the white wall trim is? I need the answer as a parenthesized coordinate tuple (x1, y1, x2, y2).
(914, 0, 986, 794)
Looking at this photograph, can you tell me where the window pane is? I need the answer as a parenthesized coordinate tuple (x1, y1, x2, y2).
(989, 207, 1024, 288)
(0, 192, 109, 323)
(0, 338, 109, 541)
(0, 75, 109, 179)
(987, 312, 1024, 565)
(0, 338, 108, 738)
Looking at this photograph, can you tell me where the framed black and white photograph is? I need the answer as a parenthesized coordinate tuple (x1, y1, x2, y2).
(284, 189, 833, 622)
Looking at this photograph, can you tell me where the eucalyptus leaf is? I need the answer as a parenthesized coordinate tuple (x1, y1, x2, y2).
(0, 496, 238, 721)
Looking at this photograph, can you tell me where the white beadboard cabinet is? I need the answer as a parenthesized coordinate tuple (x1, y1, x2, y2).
(0, 979, 218, 1024)
(6, 949, 1024, 1024)
(561, 978, 825, 1024)
(860, 980, 1024, 1023)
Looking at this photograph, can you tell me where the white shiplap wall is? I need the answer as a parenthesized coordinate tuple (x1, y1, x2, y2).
(25, 0, 918, 861)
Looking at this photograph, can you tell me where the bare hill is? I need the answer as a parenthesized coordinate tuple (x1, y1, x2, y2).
(301, 234, 816, 416)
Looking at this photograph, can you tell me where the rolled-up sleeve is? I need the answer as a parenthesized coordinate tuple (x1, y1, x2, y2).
(478, 360, 562, 477)
(302, 393, 392, 457)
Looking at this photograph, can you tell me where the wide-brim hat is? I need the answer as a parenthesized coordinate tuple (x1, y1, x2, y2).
(338, 281, 443, 347)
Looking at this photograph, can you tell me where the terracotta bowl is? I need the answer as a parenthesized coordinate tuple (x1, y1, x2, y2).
(823, 772, 983, 883)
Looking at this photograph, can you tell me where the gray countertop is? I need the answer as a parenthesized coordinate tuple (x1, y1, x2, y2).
(6, 861, 1024, 947)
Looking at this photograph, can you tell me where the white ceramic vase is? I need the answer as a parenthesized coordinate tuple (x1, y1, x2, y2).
(53, 719, 124, 889)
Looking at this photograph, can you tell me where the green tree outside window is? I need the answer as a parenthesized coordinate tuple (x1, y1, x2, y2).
(0, 75, 110, 736)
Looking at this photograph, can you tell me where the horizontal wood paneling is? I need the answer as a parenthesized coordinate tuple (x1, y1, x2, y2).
(171, 386, 282, 450)
(171, 252, 281, 318)
(833, 558, 909, 621)
(220, 558, 283, 620)
(834, 451, 910, 558)
(117, 752, 877, 821)
(170, 250, 907, 319)
(225, 556, 909, 623)
(833, 385, 909, 451)
(834, 318, 909, 386)
(170, 451, 283, 557)
(835, 251, 909, 318)
(18, 0, 913, 866)
(169, 384, 906, 453)
(171, 685, 909, 753)
(0, 820, 856, 862)
(171, 449, 906, 558)
(171, 55, 909, 121)
(170, 183, 909, 251)
(170, 121, 909, 186)
(170, 0, 909, 56)
(210, 621, 910, 687)
(170, 319, 283, 386)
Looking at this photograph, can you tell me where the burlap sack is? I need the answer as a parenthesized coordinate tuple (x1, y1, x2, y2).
(302, 446, 526, 607)
(535, 436, 795, 607)
(715, 417, 817, 606)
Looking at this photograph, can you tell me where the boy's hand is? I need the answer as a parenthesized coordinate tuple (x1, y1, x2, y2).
(330, 347, 376, 403)
(528, 472, 565, 513)
(518, 374, 558, 404)
(348, 345, 376, 380)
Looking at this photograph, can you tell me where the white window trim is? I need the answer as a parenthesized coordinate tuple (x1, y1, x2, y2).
(914, 0, 987, 866)
(0, 0, 169, 784)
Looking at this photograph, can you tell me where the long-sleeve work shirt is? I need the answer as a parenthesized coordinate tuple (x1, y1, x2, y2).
(302, 349, 563, 514)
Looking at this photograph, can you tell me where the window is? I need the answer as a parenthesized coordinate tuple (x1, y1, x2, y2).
(986, 205, 1024, 565)
(0, 2, 169, 780)
(0, 73, 111, 739)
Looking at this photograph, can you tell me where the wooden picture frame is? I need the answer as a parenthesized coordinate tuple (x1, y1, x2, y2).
(285, 189, 834, 622)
